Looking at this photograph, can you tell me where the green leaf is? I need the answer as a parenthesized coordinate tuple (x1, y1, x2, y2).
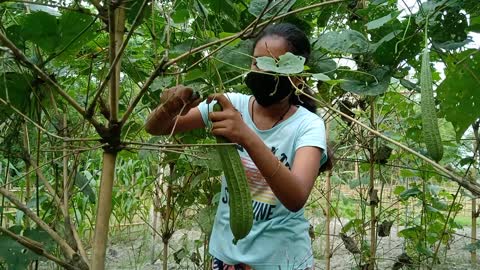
(464, 241, 480, 252)
(150, 76, 175, 92)
(437, 50, 480, 140)
(58, 11, 98, 54)
(312, 73, 331, 81)
(22, 11, 60, 53)
(393, 185, 405, 195)
(125, 0, 152, 24)
(216, 39, 254, 71)
(340, 67, 391, 96)
(307, 51, 337, 73)
(366, 12, 400, 30)
(468, 16, 480, 33)
(248, 0, 296, 19)
(429, 7, 468, 50)
(341, 218, 362, 234)
(314, 30, 370, 54)
(0, 227, 45, 269)
(0, 72, 34, 116)
(255, 52, 305, 74)
(6, 25, 26, 51)
(172, 8, 190, 23)
(74, 172, 96, 204)
(399, 186, 421, 200)
(23, 227, 56, 253)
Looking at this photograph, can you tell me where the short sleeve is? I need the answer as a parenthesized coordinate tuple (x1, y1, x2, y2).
(197, 92, 245, 127)
(295, 117, 328, 165)
(197, 99, 217, 127)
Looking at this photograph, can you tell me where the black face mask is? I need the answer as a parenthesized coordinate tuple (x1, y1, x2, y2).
(245, 72, 294, 107)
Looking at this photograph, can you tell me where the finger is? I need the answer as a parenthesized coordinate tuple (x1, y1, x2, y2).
(208, 111, 228, 122)
(189, 97, 202, 108)
(211, 127, 228, 137)
(176, 86, 194, 101)
(211, 121, 227, 130)
(206, 94, 234, 111)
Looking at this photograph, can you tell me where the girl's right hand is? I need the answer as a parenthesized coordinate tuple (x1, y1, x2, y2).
(160, 85, 202, 116)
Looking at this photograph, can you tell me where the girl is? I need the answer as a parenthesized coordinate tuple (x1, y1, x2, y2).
(145, 23, 331, 270)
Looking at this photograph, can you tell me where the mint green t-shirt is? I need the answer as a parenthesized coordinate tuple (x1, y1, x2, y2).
(198, 93, 327, 270)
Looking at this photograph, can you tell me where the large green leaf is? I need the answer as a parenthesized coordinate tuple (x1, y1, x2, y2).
(430, 7, 469, 50)
(438, 50, 480, 140)
(58, 11, 98, 54)
(255, 52, 305, 74)
(22, 11, 60, 53)
(366, 11, 400, 30)
(248, 0, 296, 19)
(74, 172, 96, 204)
(0, 227, 48, 270)
(216, 39, 254, 71)
(340, 67, 391, 96)
(314, 30, 370, 55)
(0, 72, 34, 116)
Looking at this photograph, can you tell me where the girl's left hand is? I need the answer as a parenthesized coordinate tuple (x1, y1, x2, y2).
(207, 94, 252, 146)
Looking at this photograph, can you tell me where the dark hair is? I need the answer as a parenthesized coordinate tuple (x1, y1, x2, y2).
(253, 22, 317, 113)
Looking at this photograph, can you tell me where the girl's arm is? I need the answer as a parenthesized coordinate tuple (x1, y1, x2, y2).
(145, 85, 205, 135)
(208, 95, 322, 212)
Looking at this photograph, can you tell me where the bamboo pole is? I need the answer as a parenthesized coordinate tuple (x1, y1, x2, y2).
(22, 122, 31, 228)
(91, 2, 124, 268)
(91, 152, 117, 270)
(472, 122, 479, 265)
(368, 99, 376, 270)
(325, 119, 332, 270)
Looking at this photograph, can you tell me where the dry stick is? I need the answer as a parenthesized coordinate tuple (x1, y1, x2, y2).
(303, 92, 480, 196)
(0, 187, 76, 259)
(86, 0, 150, 117)
(119, 0, 347, 126)
(0, 227, 79, 270)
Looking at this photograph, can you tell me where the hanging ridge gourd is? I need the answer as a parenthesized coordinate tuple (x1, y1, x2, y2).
(420, 24, 443, 162)
(212, 102, 253, 244)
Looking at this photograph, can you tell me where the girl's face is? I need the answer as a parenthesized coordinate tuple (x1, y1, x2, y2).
(251, 35, 289, 71)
